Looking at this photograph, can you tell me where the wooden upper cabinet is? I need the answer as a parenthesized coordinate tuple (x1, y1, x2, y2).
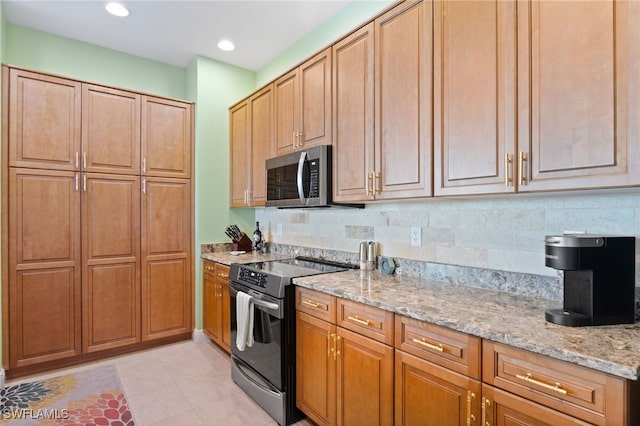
(141, 96, 192, 178)
(517, 0, 640, 191)
(249, 84, 274, 206)
(8, 68, 82, 171)
(332, 23, 375, 203)
(229, 100, 250, 207)
(274, 48, 332, 156)
(375, 0, 432, 200)
(82, 84, 141, 175)
(82, 174, 140, 353)
(433, 0, 517, 196)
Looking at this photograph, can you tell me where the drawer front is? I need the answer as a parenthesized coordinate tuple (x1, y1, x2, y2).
(214, 263, 230, 283)
(296, 286, 336, 323)
(395, 315, 481, 379)
(483, 340, 625, 425)
(337, 298, 394, 345)
(203, 259, 217, 276)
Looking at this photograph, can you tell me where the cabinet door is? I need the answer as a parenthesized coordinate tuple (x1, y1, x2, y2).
(336, 327, 393, 426)
(141, 96, 192, 178)
(300, 48, 332, 149)
(9, 169, 81, 367)
(229, 100, 249, 207)
(375, 0, 432, 200)
(517, 0, 640, 191)
(220, 281, 231, 353)
(482, 385, 592, 426)
(332, 23, 375, 203)
(274, 69, 299, 156)
(8, 68, 81, 171)
(249, 85, 274, 206)
(141, 177, 191, 341)
(433, 0, 517, 196)
(82, 174, 140, 352)
(395, 350, 481, 426)
(296, 311, 336, 426)
(203, 271, 221, 342)
(82, 84, 141, 175)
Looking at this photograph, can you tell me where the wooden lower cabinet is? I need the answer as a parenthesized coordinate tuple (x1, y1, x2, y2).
(395, 350, 480, 426)
(296, 288, 394, 426)
(203, 260, 231, 353)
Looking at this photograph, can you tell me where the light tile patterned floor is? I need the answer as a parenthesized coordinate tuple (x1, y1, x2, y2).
(5, 340, 315, 426)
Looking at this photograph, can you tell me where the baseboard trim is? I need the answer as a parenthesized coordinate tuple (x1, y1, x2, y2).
(192, 329, 208, 344)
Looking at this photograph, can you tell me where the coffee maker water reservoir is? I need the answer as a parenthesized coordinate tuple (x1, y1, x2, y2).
(544, 235, 635, 326)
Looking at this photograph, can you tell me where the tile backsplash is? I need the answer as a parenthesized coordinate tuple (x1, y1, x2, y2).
(256, 189, 640, 285)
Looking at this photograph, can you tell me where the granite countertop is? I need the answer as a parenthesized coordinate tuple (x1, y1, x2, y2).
(293, 269, 640, 381)
(201, 251, 286, 266)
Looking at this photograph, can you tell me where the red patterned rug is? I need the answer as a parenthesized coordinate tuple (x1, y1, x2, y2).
(1, 364, 135, 425)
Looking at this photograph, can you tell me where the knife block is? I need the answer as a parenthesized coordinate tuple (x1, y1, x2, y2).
(232, 233, 253, 252)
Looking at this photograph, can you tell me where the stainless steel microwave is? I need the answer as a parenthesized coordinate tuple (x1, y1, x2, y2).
(265, 145, 362, 208)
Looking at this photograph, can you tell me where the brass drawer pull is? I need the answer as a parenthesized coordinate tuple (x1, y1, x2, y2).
(302, 300, 321, 309)
(412, 338, 444, 352)
(515, 373, 568, 395)
(347, 315, 371, 326)
(217, 273, 229, 278)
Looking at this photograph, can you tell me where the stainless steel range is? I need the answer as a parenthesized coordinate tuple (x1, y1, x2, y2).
(229, 257, 356, 425)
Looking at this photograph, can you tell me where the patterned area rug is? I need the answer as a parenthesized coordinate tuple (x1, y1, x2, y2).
(1, 364, 135, 425)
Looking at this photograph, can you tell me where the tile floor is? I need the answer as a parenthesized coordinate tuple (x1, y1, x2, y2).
(5, 339, 315, 426)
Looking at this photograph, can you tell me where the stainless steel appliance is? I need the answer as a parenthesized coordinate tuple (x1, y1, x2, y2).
(229, 257, 356, 425)
(265, 145, 362, 208)
(544, 234, 635, 326)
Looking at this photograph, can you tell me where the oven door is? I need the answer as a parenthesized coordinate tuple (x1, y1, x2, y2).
(230, 282, 284, 390)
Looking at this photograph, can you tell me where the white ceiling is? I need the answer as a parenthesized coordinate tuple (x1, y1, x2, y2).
(2, 0, 355, 70)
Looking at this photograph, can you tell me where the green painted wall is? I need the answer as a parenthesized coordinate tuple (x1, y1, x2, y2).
(6, 24, 187, 100)
(256, 0, 393, 86)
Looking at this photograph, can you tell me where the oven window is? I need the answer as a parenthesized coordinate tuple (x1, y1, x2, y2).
(230, 293, 283, 390)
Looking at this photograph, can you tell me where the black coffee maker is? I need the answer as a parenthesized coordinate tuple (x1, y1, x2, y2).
(544, 234, 635, 326)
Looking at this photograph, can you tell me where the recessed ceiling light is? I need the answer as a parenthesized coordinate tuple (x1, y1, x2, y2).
(217, 40, 235, 51)
(105, 2, 129, 17)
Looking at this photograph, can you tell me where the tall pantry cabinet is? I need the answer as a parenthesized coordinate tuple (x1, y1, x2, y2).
(2, 66, 193, 373)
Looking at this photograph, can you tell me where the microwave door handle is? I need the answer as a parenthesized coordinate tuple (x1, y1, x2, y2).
(296, 150, 308, 205)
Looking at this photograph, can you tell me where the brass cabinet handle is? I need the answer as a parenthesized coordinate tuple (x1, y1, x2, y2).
(293, 131, 297, 148)
(334, 335, 341, 360)
(515, 373, 568, 395)
(82, 174, 87, 192)
(466, 391, 476, 426)
(374, 172, 381, 194)
(217, 273, 229, 278)
(142, 158, 146, 173)
(482, 396, 490, 426)
(518, 151, 528, 186)
(142, 178, 146, 194)
(302, 300, 321, 309)
(366, 173, 374, 196)
(83, 151, 87, 169)
(75, 152, 79, 169)
(75, 174, 79, 192)
(504, 153, 513, 186)
(347, 315, 371, 326)
(412, 338, 444, 352)
(327, 331, 332, 357)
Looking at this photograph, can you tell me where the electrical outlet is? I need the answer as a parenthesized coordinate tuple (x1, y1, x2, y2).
(410, 226, 422, 247)
(277, 223, 283, 235)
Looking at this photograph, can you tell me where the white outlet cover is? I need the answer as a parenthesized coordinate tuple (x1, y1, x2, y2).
(410, 226, 422, 247)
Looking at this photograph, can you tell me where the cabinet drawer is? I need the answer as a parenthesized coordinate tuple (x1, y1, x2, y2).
(483, 340, 626, 425)
(203, 259, 217, 276)
(214, 263, 230, 282)
(296, 287, 336, 323)
(337, 298, 394, 345)
(395, 315, 481, 379)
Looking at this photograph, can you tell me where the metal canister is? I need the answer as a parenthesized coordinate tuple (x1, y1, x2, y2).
(367, 241, 377, 270)
(359, 241, 368, 270)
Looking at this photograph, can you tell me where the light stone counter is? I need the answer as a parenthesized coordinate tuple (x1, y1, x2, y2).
(293, 269, 640, 381)
(201, 251, 286, 266)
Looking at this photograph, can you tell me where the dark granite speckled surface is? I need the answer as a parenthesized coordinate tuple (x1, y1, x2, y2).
(293, 270, 640, 381)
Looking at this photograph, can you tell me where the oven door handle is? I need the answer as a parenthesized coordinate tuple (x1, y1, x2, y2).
(296, 150, 308, 205)
(230, 285, 280, 311)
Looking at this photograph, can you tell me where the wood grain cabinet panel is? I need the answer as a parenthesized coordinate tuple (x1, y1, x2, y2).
(141, 96, 192, 178)
(229, 100, 250, 207)
(8, 169, 81, 367)
(433, 0, 516, 196)
(274, 48, 331, 156)
(81, 84, 140, 175)
(203, 261, 231, 353)
(82, 174, 140, 352)
(141, 177, 191, 341)
(8, 69, 82, 171)
(248, 85, 273, 206)
(517, 0, 640, 191)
